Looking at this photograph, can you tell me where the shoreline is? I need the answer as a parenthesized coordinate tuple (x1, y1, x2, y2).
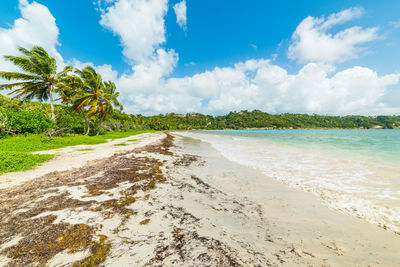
(0, 132, 399, 266)
(174, 134, 400, 264)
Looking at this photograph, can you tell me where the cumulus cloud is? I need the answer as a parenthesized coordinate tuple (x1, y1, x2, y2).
(173, 0, 187, 30)
(96, 2, 399, 115)
(288, 7, 378, 63)
(117, 58, 400, 115)
(1, 1, 399, 116)
(100, 0, 169, 64)
(0, 0, 63, 73)
(0, 1, 117, 95)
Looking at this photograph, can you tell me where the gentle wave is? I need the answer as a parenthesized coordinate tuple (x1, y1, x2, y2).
(178, 130, 400, 234)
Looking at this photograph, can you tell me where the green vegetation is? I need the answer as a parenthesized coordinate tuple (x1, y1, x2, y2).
(1, 46, 398, 139)
(0, 130, 152, 174)
(0, 46, 71, 121)
(0, 46, 129, 136)
(114, 143, 129, 146)
(136, 110, 400, 130)
(0, 46, 398, 176)
(0, 130, 152, 153)
(0, 152, 53, 175)
(72, 235, 111, 267)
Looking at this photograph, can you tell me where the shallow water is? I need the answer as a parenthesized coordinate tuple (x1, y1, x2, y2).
(178, 129, 400, 234)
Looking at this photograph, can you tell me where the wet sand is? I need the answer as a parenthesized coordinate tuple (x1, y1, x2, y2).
(0, 133, 399, 266)
(175, 134, 400, 266)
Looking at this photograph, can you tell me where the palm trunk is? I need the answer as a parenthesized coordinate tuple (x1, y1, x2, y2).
(49, 86, 55, 121)
(80, 107, 90, 135)
(96, 113, 106, 136)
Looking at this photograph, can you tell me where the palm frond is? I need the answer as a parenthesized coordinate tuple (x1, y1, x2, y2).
(0, 71, 40, 81)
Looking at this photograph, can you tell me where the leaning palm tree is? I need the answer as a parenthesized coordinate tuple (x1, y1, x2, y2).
(0, 46, 71, 121)
(95, 81, 123, 135)
(57, 75, 91, 135)
(72, 66, 107, 135)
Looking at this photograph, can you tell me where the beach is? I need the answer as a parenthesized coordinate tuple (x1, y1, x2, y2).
(0, 132, 399, 266)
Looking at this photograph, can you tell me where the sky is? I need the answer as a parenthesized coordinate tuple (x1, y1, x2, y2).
(0, 0, 400, 115)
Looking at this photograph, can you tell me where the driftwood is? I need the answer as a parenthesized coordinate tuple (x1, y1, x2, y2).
(44, 128, 74, 138)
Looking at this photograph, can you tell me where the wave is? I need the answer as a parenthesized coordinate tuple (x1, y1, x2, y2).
(178, 131, 400, 234)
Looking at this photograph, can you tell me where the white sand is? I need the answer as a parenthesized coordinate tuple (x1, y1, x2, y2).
(0, 132, 164, 189)
(1, 132, 400, 266)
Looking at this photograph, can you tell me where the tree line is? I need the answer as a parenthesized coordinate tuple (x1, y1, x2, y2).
(133, 111, 400, 130)
(1, 46, 399, 136)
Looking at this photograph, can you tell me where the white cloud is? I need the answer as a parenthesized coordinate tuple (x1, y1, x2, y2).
(0, 0, 63, 73)
(288, 7, 378, 63)
(68, 59, 119, 82)
(2, 2, 399, 116)
(184, 61, 196, 66)
(116, 58, 400, 115)
(97, 2, 400, 116)
(389, 20, 400, 29)
(99, 0, 169, 64)
(173, 0, 187, 31)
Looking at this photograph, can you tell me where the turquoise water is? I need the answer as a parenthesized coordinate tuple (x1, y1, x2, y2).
(179, 129, 400, 234)
(202, 129, 400, 164)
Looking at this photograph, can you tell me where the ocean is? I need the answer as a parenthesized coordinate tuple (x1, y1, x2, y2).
(179, 129, 400, 234)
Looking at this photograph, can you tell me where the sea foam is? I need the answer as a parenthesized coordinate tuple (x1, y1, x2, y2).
(179, 131, 400, 234)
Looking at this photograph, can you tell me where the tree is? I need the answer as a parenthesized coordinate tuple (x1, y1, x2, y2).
(0, 46, 71, 121)
(71, 66, 122, 135)
(95, 81, 123, 135)
(69, 66, 105, 135)
(57, 75, 91, 135)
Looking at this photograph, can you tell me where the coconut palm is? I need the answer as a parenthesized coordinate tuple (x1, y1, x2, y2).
(95, 81, 123, 135)
(73, 66, 104, 114)
(72, 66, 115, 135)
(0, 46, 72, 121)
(57, 75, 91, 135)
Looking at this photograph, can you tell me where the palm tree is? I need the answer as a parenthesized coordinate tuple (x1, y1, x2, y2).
(0, 46, 71, 121)
(95, 81, 123, 135)
(57, 75, 91, 135)
(72, 66, 110, 135)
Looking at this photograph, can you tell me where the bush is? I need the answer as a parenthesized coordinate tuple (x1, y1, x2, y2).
(55, 111, 85, 134)
(1, 109, 53, 135)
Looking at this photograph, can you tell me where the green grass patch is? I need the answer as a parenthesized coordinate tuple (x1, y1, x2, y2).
(75, 148, 95, 151)
(114, 143, 129, 146)
(0, 130, 155, 153)
(0, 130, 156, 175)
(127, 139, 138, 142)
(0, 152, 54, 175)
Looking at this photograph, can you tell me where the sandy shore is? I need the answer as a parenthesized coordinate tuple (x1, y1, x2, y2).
(0, 132, 399, 266)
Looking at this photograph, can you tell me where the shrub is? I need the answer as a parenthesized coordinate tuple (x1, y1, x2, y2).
(1, 109, 53, 135)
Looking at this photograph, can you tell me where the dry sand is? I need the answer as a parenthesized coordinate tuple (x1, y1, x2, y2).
(0, 132, 399, 266)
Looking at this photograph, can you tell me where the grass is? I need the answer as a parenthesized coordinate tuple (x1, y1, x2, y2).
(76, 148, 95, 151)
(114, 143, 129, 146)
(0, 152, 54, 175)
(0, 130, 156, 175)
(0, 130, 155, 153)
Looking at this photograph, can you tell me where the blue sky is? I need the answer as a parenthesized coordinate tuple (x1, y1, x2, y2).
(0, 0, 400, 115)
